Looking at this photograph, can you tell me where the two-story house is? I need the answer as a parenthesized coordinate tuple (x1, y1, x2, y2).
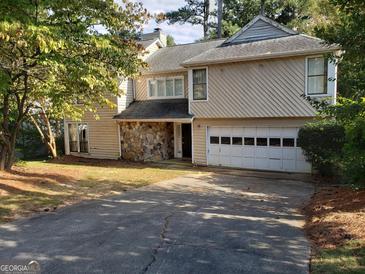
(64, 15, 339, 173)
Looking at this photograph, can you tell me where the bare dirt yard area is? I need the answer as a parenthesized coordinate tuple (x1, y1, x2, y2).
(0, 156, 198, 222)
(304, 185, 365, 273)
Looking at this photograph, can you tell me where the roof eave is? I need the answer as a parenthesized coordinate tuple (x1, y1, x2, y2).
(140, 68, 187, 76)
(181, 47, 341, 67)
(114, 118, 193, 122)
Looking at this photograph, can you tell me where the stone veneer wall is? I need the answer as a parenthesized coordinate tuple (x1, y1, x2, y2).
(119, 122, 174, 161)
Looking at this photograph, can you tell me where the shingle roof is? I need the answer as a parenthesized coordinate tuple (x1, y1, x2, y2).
(144, 39, 225, 73)
(113, 99, 192, 120)
(182, 34, 339, 66)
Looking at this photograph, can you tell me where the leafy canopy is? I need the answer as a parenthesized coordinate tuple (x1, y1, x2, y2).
(0, 0, 149, 121)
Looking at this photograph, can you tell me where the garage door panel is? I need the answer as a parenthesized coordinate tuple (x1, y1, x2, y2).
(256, 128, 269, 136)
(220, 145, 231, 156)
(231, 157, 242, 168)
(269, 148, 282, 159)
(242, 157, 255, 169)
(231, 128, 243, 136)
(255, 147, 268, 158)
(231, 147, 242, 157)
(243, 127, 256, 136)
(220, 155, 231, 166)
(282, 128, 297, 137)
(269, 128, 282, 137)
(269, 159, 282, 170)
(296, 160, 311, 173)
(283, 159, 296, 171)
(283, 148, 296, 160)
(242, 147, 255, 157)
(255, 158, 269, 169)
(209, 145, 220, 155)
(296, 148, 306, 161)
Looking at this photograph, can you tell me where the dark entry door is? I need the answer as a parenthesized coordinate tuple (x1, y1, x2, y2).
(182, 124, 192, 158)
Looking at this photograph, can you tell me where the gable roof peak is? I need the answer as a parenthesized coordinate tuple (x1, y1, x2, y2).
(222, 15, 298, 46)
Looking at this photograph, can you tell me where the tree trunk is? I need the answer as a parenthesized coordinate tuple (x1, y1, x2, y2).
(203, 0, 210, 38)
(47, 137, 58, 158)
(30, 109, 58, 159)
(5, 131, 18, 170)
(217, 0, 223, 38)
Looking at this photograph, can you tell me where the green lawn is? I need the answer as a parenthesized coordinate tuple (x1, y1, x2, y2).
(312, 241, 365, 274)
(0, 159, 198, 222)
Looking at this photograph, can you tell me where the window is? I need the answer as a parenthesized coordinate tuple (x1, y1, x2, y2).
(78, 124, 89, 153)
(307, 57, 328, 95)
(232, 137, 242, 145)
(244, 137, 255, 146)
(68, 124, 78, 152)
(221, 137, 231, 145)
(256, 138, 268, 146)
(269, 138, 281, 147)
(193, 68, 207, 100)
(148, 77, 184, 98)
(68, 123, 89, 153)
(210, 136, 219, 144)
(283, 138, 295, 147)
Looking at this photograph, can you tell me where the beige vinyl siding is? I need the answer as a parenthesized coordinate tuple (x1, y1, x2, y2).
(190, 57, 315, 118)
(135, 71, 188, 101)
(117, 79, 134, 112)
(143, 42, 161, 60)
(192, 118, 313, 165)
(65, 95, 120, 159)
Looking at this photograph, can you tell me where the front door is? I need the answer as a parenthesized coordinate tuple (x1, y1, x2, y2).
(182, 124, 192, 158)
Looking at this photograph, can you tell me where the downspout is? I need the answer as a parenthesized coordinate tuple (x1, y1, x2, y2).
(191, 116, 195, 165)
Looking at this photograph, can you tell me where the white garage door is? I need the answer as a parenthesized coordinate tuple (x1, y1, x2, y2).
(207, 127, 311, 173)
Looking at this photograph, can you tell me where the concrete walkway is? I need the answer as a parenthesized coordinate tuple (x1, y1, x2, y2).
(0, 172, 314, 273)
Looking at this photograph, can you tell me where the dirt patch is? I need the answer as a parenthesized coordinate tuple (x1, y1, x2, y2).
(0, 157, 195, 222)
(304, 185, 365, 249)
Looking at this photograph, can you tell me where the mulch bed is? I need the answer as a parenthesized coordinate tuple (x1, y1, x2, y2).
(304, 185, 365, 249)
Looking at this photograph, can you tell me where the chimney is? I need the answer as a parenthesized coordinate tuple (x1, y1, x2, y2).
(154, 27, 167, 47)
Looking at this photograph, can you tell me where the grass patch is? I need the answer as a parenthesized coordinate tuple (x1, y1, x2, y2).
(0, 158, 199, 222)
(312, 240, 365, 274)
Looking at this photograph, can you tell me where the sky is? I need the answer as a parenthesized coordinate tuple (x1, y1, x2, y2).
(135, 0, 203, 44)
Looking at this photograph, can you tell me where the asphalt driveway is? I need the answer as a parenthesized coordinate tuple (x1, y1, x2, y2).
(0, 172, 314, 274)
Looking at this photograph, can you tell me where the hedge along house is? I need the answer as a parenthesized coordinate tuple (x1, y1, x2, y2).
(64, 16, 339, 173)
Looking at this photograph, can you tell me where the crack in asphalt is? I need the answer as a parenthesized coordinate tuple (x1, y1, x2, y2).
(141, 212, 173, 273)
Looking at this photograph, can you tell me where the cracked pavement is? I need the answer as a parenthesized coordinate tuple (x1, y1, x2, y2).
(0, 172, 314, 274)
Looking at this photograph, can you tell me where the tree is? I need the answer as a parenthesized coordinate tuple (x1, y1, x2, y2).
(166, 35, 176, 46)
(158, 0, 212, 39)
(0, 0, 149, 170)
(315, 0, 365, 99)
(221, 0, 320, 37)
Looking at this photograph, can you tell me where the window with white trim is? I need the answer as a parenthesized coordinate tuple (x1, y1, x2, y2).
(68, 123, 89, 153)
(193, 68, 207, 100)
(307, 57, 328, 95)
(148, 77, 184, 98)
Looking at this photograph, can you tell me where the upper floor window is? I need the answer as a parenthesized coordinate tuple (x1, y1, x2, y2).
(148, 77, 184, 99)
(193, 68, 207, 100)
(307, 57, 328, 95)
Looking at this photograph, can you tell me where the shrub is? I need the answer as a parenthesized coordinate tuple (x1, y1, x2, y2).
(342, 117, 365, 186)
(298, 120, 346, 176)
